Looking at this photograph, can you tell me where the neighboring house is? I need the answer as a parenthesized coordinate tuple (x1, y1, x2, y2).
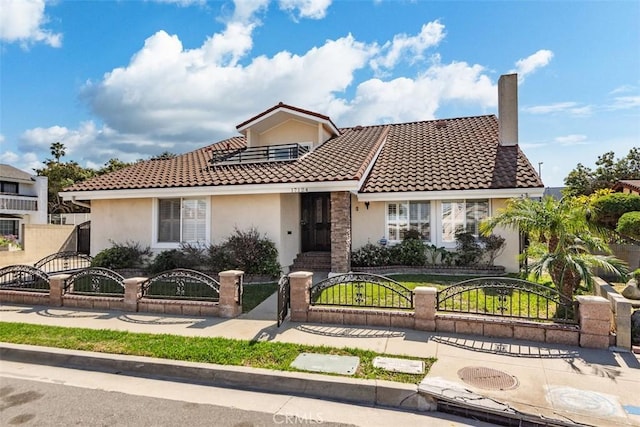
(61, 74, 544, 273)
(612, 180, 640, 196)
(0, 164, 48, 243)
(543, 187, 565, 200)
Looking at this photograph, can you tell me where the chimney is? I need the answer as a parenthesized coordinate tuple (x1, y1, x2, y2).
(498, 73, 518, 146)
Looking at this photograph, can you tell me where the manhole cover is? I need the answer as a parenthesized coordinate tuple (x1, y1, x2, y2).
(457, 366, 518, 390)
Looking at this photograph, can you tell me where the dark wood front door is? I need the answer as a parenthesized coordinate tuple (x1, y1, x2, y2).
(301, 193, 331, 252)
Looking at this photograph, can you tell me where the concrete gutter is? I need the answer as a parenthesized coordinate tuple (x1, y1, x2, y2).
(0, 342, 435, 412)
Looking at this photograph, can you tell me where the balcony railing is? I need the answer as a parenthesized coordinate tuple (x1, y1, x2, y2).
(209, 143, 310, 166)
(0, 194, 37, 212)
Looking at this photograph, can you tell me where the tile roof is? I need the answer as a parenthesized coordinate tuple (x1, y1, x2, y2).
(63, 113, 542, 194)
(359, 115, 542, 193)
(613, 180, 640, 193)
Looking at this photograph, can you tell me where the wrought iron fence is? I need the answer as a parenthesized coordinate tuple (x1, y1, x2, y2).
(34, 251, 93, 274)
(277, 275, 290, 327)
(64, 267, 125, 296)
(0, 265, 50, 292)
(436, 277, 577, 323)
(310, 272, 414, 309)
(209, 143, 310, 165)
(141, 269, 220, 301)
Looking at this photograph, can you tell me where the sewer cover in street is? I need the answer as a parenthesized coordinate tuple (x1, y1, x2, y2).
(457, 366, 518, 390)
(373, 356, 424, 374)
(291, 353, 359, 375)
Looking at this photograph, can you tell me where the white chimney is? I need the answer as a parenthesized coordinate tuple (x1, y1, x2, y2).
(498, 73, 518, 146)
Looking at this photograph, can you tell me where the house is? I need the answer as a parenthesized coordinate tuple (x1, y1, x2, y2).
(612, 180, 640, 196)
(0, 164, 48, 244)
(61, 74, 544, 273)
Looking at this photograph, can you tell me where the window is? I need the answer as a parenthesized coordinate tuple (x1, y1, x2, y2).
(0, 181, 18, 194)
(387, 201, 430, 242)
(157, 198, 207, 243)
(0, 219, 19, 238)
(441, 199, 489, 242)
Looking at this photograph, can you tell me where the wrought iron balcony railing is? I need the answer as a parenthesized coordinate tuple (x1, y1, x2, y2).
(0, 194, 38, 212)
(209, 143, 310, 166)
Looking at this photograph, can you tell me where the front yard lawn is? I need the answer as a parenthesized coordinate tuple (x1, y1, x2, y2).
(0, 322, 435, 384)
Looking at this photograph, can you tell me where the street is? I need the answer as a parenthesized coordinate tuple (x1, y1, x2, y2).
(0, 361, 489, 426)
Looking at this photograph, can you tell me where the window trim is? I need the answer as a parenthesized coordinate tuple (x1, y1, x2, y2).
(440, 199, 490, 245)
(152, 197, 211, 249)
(385, 200, 433, 244)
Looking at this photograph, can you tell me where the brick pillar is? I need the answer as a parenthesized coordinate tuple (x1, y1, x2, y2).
(289, 271, 312, 322)
(414, 287, 437, 331)
(331, 191, 351, 273)
(611, 294, 632, 350)
(577, 295, 611, 349)
(219, 270, 243, 318)
(49, 274, 70, 307)
(123, 277, 146, 312)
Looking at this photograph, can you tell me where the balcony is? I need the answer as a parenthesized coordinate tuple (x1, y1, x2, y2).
(0, 194, 38, 212)
(209, 143, 310, 166)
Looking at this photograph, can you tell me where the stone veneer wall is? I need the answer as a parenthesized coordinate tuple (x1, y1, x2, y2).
(330, 191, 351, 273)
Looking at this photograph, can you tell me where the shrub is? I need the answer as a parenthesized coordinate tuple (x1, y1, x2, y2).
(206, 228, 281, 278)
(91, 241, 151, 269)
(390, 238, 426, 266)
(147, 248, 202, 274)
(454, 231, 483, 266)
(351, 243, 391, 267)
(616, 211, 640, 239)
(590, 193, 640, 229)
(633, 268, 640, 283)
(480, 234, 506, 266)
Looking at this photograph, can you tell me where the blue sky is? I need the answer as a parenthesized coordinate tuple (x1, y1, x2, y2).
(1, 0, 638, 187)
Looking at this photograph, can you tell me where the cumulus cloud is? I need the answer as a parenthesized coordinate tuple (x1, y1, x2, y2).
(0, 0, 62, 48)
(511, 49, 553, 82)
(554, 134, 588, 146)
(0, 151, 41, 173)
(370, 21, 445, 73)
(278, 0, 332, 20)
(523, 102, 592, 117)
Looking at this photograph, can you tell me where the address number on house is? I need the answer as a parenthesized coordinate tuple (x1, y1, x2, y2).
(290, 187, 309, 193)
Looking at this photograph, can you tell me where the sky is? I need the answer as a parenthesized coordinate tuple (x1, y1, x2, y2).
(0, 0, 639, 187)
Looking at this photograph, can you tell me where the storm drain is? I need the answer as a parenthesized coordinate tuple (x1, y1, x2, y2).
(457, 366, 519, 390)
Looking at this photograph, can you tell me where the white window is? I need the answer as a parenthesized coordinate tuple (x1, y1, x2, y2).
(387, 201, 431, 242)
(156, 198, 208, 244)
(441, 199, 489, 242)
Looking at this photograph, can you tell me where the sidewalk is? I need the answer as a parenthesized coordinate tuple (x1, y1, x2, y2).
(1, 295, 639, 427)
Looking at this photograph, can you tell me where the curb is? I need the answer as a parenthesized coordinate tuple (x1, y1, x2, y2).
(0, 343, 436, 412)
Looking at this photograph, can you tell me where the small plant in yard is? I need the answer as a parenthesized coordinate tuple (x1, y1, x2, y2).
(91, 240, 152, 269)
(0, 234, 20, 249)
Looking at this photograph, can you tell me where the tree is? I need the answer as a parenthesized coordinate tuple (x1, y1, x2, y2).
(50, 141, 66, 163)
(480, 196, 628, 300)
(97, 158, 132, 175)
(35, 160, 95, 213)
(564, 148, 640, 196)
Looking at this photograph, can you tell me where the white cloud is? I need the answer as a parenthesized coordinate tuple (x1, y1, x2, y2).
(371, 20, 445, 73)
(278, 0, 332, 20)
(0, 0, 62, 48)
(606, 96, 640, 110)
(554, 134, 588, 146)
(0, 151, 41, 173)
(609, 84, 636, 95)
(523, 102, 592, 116)
(511, 49, 553, 82)
(151, 0, 207, 6)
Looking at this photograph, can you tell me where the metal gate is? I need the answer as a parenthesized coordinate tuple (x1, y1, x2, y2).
(76, 221, 90, 254)
(276, 275, 290, 327)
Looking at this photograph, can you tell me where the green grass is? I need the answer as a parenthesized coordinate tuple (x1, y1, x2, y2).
(0, 322, 435, 384)
(242, 282, 278, 313)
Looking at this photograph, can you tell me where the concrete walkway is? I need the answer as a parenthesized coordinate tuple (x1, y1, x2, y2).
(1, 299, 639, 427)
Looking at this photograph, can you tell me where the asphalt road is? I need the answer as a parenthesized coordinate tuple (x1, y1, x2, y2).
(0, 361, 485, 427)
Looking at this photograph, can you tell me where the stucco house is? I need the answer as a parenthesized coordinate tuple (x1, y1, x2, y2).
(61, 74, 544, 273)
(0, 164, 48, 244)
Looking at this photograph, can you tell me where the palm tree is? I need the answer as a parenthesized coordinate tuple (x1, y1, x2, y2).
(480, 196, 628, 299)
(50, 141, 66, 163)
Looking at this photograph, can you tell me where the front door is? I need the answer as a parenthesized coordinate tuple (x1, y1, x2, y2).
(301, 193, 331, 252)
